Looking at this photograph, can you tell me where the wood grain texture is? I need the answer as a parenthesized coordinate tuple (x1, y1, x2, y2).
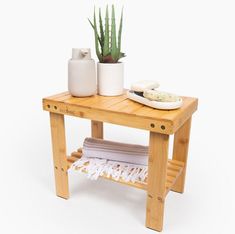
(91, 120, 103, 139)
(146, 132, 169, 232)
(50, 113, 69, 199)
(107, 98, 144, 113)
(43, 91, 197, 134)
(171, 117, 192, 193)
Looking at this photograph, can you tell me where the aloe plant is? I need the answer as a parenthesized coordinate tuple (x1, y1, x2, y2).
(88, 5, 125, 63)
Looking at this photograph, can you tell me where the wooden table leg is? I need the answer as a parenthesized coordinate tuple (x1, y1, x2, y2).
(50, 112, 69, 199)
(91, 120, 103, 139)
(146, 132, 169, 232)
(171, 117, 192, 193)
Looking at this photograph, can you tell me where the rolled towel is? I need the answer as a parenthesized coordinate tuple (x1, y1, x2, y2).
(83, 137, 148, 166)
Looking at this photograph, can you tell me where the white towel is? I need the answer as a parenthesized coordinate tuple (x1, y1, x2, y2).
(71, 138, 149, 183)
(83, 137, 148, 166)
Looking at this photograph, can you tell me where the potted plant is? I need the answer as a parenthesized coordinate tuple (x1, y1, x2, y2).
(89, 5, 125, 96)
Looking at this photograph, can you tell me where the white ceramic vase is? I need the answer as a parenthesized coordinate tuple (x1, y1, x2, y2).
(97, 62, 124, 96)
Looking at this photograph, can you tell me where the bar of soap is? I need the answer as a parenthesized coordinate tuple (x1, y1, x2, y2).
(143, 90, 181, 102)
(131, 80, 160, 92)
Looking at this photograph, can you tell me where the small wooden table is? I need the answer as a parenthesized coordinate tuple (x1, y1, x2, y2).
(42, 91, 198, 232)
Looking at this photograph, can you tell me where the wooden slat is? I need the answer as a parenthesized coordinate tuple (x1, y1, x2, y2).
(45, 91, 69, 100)
(64, 92, 128, 109)
(166, 176, 175, 183)
(107, 99, 144, 113)
(55, 94, 72, 101)
(94, 95, 128, 109)
(67, 156, 79, 163)
(64, 95, 105, 105)
(169, 159, 185, 167)
(71, 151, 82, 158)
(64, 96, 95, 105)
(167, 163, 181, 171)
(167, 169, 178, 177)
(134, 105, 169, 120)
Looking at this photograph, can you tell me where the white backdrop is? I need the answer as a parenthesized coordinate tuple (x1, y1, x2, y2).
(0, 0, 235, 233)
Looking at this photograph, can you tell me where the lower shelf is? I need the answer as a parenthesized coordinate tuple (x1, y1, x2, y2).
(67, 148, 184, 196)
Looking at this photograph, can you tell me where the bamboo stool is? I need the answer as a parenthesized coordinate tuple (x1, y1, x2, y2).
(42, 91, 198, 232)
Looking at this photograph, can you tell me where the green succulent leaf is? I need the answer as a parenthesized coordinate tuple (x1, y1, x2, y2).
(99, 8, 104, 52)
(111, 5, 118, 62)
(88, 18, 94, 29)
(88, 18, 102, 48)
(103, 5, 110, 56)
(117, 7, 123, 59)
(119, 52, 126, 59)
(93, 8, 102, 62)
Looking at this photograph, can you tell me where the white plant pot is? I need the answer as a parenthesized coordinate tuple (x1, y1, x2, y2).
(97, 62, 124, 96)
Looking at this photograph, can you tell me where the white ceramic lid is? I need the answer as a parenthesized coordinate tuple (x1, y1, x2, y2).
(131, 80, 160, 92)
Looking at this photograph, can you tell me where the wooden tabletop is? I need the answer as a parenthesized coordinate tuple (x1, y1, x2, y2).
(43, 91, 198, 134)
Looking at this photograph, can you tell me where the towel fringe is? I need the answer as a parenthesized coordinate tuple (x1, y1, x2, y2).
(70, 157, 148, 183)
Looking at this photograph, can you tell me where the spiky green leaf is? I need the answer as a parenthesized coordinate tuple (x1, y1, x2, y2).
(103, 5, 110, 56)
(119, 52, 126, 59)
(88, 18, 102, 48)
(117, 7, 123, 59)
(111, 5, 118, 61)
(93, 8, 102, 62)
(88, 18, 95, 29)
(99, 8, 104, 52)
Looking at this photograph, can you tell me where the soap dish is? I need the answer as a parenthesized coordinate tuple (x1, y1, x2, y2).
(127, 90, 183, 110)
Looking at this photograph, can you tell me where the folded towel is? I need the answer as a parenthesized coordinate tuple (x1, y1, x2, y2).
(70, 138, 149, 183)
(83, 137, 148, 166)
